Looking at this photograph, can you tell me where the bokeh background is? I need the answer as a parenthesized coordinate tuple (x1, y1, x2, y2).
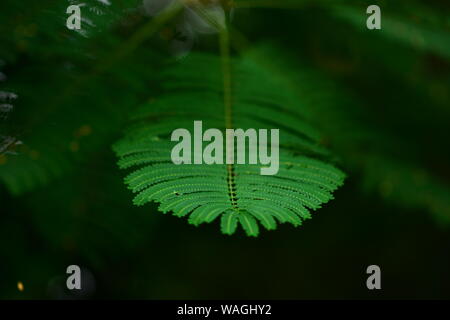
(1, 0, 450, 299)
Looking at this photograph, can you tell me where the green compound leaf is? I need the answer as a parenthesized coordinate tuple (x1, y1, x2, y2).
(221, 211, 239, 235)
(114, 51, 346, 236)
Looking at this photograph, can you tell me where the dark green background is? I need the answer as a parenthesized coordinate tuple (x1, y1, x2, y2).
(1, 0, 449, 299)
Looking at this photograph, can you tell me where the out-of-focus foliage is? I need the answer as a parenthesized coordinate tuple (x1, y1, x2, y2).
(0, 0, 161, 194)
(248, 45, 450, 223)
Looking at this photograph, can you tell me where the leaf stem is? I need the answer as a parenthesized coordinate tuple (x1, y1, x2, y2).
(219, 27, 239, 210)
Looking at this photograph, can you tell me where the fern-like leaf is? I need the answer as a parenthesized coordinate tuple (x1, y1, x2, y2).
(114, 52, 345, 236)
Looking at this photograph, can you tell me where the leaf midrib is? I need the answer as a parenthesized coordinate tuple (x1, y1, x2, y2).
(220, 28, 240, 211)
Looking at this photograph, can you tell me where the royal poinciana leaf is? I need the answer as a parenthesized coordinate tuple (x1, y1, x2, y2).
(114, 51, 345, 236)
